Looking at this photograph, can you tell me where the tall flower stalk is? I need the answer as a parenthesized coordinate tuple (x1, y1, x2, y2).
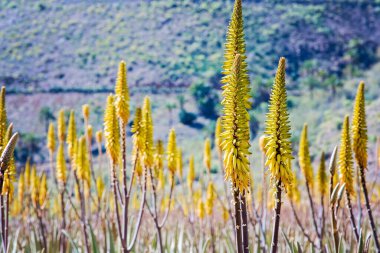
(0, 87, 18, 252)
(74, 136, 91, 253)
(220, 0, 251, 250)
(47, 122, 57, 184)
(298, 123, 320, 241)
(146, 128, 176, 253)
(104, 90, 146, 253)
(338, 115, 359, 241)
(56, 142, 67, 253)
(317, 151, 327, 250)
(352, 81, 379, 251)
(221, 53, 251, 253)
(264, 57, 293, 253)
(114, 61, 135, 251)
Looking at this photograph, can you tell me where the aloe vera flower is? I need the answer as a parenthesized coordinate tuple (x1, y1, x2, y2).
(264, 57, 293, 189)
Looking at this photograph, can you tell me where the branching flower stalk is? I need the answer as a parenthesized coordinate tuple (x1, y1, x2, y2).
(114, 61, 141, 252)
(339, 115, 359, 241)
(105, 93, 146, 253)
(264, 57, 293, 253)
(352, 81, 380, 251)
(146, 128, 176, 253)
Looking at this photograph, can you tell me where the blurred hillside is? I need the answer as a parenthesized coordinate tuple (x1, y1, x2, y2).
(0, 0, 380, 169)
(1, 0, 380, 93)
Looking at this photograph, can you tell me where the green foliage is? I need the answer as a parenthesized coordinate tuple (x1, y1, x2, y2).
(189, 81, 218, 119)
(179, 110, 196, 126)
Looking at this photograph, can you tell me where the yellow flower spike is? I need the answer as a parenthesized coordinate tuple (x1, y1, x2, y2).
(87, 125, 93, 142)
(223, 206, 229, 222)
(47, 122, 56, 155)
(31, 167, 39, 207)
(76, 136, 90, 183)
(96, 131, 103, 145)
(39, 173, 47, 207)
(352, 81, 367, 169)
(11, 199, 21, 216)
(131, 108, 146, 154)
(2, 172, 13, 197)
(264, 57, 293, 189)
(215, 117, 223, 156)
(0, 86, 8, 147)
(221, 54, 251, 193)
(142, 96, 154, 168)
(154, 140, 164, 177)
(56, 143, 67, 186)
(104, 95, 120, 165)
(193, 189, 201, 205)
(96, 176, 105, 199)
(18, 172, 24, 203)
(338, 116, 355, 196)
(135, 158, 143, 178)
(205, 197, 214, 216)
(167, 129, 177, 174)
(197, 200, 205, 220)
(206, 182, 216, 202)
(57, 109, 66, 143)
(299, 124, 314, 189)
(204, 138, 212, 173)
(222, 0, 249, 91)
(82, 104, 90, 122)
(66, 110, 77, 159)
(157, 168, 165, 190)
(187, 155, 195, 190)
(317, 151, 328, 197)
(114, 61, 130, 124)
(287, 171, 301, 205)
(206, 182, 215, 216)
(177, 148, 183, 180)
(71, 139, 79, 171)
(24, 159, 31, 188)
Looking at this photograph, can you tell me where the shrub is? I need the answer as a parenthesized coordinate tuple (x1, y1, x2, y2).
(179, 110, 196, 125)
(189, 81, 218, 119)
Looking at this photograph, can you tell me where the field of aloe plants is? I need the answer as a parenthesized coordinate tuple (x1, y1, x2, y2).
(0, 0, 379, 252)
